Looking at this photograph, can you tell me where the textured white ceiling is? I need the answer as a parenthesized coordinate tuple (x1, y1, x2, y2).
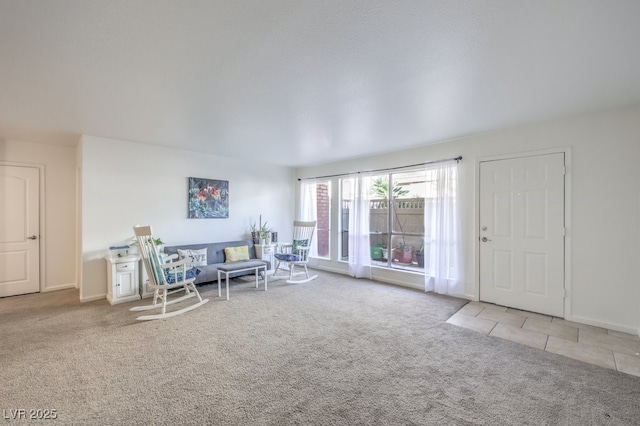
(1, 1, 639, 166)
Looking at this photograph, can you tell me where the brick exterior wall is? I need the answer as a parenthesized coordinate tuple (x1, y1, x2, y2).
(315, 183, 330, 257)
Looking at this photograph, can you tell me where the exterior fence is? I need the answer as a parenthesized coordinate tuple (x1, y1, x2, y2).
(342, 198, 426, 235)
(341, 198, 426, 266)
(342, 198, 425, 210)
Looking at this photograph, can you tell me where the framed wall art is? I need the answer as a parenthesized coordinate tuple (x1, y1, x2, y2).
(188, 177, 229, 218)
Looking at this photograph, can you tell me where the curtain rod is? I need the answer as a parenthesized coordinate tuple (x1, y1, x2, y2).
(297, 156, 462, 181)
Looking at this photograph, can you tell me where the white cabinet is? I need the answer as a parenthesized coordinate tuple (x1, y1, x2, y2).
(255, 244, 277, 274)
(105, 256, 141, 305)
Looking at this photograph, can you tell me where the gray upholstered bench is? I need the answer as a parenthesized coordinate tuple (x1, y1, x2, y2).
(216, 260, 268, 300)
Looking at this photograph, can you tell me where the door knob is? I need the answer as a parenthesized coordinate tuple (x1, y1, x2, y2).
(27, 235, 38, 240)
(481, 237, 491, 242)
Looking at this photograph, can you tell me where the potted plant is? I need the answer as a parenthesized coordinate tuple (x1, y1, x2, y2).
(370, 244, 383, 260)
(416, 245, 424, 267)
(250, 222, 260, 244)
(392, 213, 414, 264)
(394, 244, 414, 264)
(127, 236, 164, 248)
(252, 215, 273, 245)
(256, 214, 271, 245)
(126, 236, 165, 260)
(260, 223, 272, 245)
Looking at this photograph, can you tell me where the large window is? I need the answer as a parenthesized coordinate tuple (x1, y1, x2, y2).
(340, 169, 428, 272)
(309, 161, 460, 291)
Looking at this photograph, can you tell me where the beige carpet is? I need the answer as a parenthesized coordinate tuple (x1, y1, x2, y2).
(1, 271, 639, 425)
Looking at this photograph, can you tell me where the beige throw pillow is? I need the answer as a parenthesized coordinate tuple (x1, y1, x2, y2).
(224, 245, 250, 262)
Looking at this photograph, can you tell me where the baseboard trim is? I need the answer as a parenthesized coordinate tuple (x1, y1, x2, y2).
(313, 265, 475, 300)
(80, 293, 106, 303)
(567, 314, 639, 335)
(312, 265, 345, 275)
(42, 283, 77, 292)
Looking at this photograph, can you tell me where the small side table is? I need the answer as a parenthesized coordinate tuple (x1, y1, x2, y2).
(105, 255, 141, 305)
(256, 243, 277, 274)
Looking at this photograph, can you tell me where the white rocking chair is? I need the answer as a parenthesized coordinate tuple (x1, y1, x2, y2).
(272, 220, 318, 284)
(130, 225, 208, 320)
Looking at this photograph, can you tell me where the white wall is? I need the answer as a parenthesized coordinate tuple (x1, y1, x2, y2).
(80, 135, 295, 301)
(0, 139, 78, 292)
(296, 105, 640, 334)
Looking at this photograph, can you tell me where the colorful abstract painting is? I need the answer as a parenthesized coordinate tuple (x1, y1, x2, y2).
(188, 177, 229, 218)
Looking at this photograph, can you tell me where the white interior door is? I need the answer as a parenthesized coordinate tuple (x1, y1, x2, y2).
(479, 153, 565, 317)
(0, 165, 40, 297)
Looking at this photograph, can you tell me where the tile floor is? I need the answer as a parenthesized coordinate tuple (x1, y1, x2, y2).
(447, 301, 640, 378)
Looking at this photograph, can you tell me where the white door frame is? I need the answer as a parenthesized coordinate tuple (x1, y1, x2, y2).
(475, 148, 572, 318)
(0, 160, 46, 293)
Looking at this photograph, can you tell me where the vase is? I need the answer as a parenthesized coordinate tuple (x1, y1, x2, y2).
(394, 246, 414, 264)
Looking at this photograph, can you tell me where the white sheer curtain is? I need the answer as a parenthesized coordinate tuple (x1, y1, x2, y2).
(348, 175, 372, 278)
(424, 161, 464, 295)
(299, 181, 318, 258)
